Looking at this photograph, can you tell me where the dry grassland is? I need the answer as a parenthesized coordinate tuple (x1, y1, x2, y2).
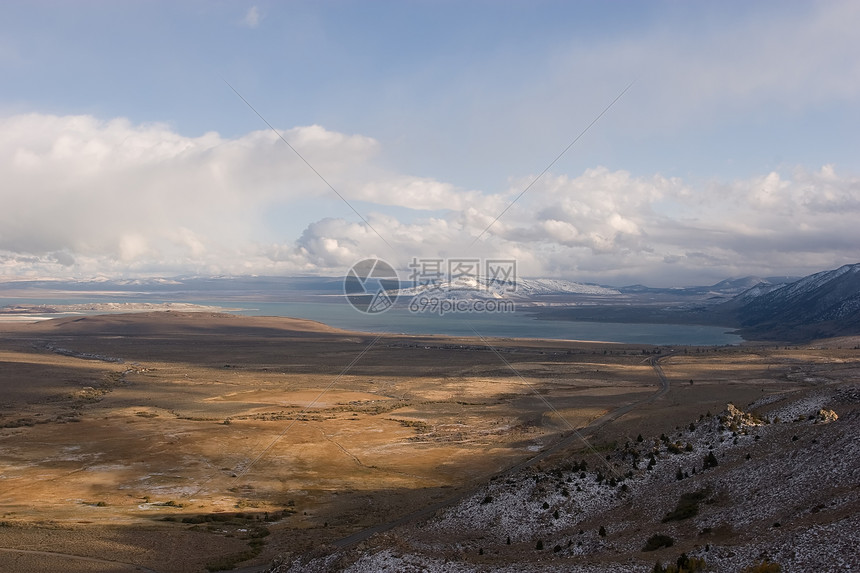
(0, 313, 854, 571)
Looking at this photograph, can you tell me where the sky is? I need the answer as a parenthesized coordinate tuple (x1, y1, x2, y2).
(1, 0, 859, 287)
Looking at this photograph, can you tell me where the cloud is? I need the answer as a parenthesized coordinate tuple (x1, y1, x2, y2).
(513, 165, 860, 283)
(273, 163, 860, 285)
(242, 6, 261, 29)
(1, 113, 859, 285)
(0, 113, 479, 277)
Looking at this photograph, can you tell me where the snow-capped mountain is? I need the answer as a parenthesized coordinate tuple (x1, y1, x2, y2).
(619, 276, 793, 298)
(392, 276, 620, 299)
(728, 263, 860, 340)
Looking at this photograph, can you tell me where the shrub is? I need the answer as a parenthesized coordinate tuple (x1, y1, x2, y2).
(535, 539, 544, 550)
(662, 488, 711, 522)
(643, 534, 674, 552)
(652, 553, 707, 572)
(598, 525, 607, 537)
(674, 553, 706, 572)
(249, 526, 269, 539)
(703, 451, 719, 470)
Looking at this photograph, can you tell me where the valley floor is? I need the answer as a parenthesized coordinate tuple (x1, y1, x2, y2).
(0, 314, 857, 572)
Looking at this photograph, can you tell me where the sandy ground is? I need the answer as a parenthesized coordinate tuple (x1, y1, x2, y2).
(1, 313, 854, 571)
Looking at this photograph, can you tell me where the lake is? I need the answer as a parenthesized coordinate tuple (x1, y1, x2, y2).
(0, 296, 743, 346)
(228, 301, 742, 346)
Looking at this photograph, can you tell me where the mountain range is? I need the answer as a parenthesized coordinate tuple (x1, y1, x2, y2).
(1, 263, 858, 343)
(515, 263, 860, 343)
(724, 263, 860, 342)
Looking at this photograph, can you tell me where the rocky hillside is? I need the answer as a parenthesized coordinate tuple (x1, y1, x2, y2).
(725, 263, 860, 342)
(273, 383, 860, 572)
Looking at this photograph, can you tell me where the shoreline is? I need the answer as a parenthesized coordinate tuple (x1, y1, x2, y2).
(0, 306, 744, 346)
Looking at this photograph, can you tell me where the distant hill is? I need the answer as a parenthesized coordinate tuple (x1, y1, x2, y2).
(5, 267, 859, 343)
(727, 263, 860, 342)
(393, 276, 619, 299)
(618, 275, 794, 299)
(530, 264, 860, 342)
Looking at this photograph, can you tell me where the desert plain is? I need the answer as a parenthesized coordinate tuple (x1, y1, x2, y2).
(0, 311, 857, 571)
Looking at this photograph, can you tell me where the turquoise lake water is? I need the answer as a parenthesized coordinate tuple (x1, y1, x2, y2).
(0, 297, 742, 346)
(230, 301, 742, 346)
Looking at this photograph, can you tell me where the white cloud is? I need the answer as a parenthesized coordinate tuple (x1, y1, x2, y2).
(275, 163, 860, 285)
(0, 113, 480, 277)
(242, 6, 261, 29)
(1, 113, 858, 285)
